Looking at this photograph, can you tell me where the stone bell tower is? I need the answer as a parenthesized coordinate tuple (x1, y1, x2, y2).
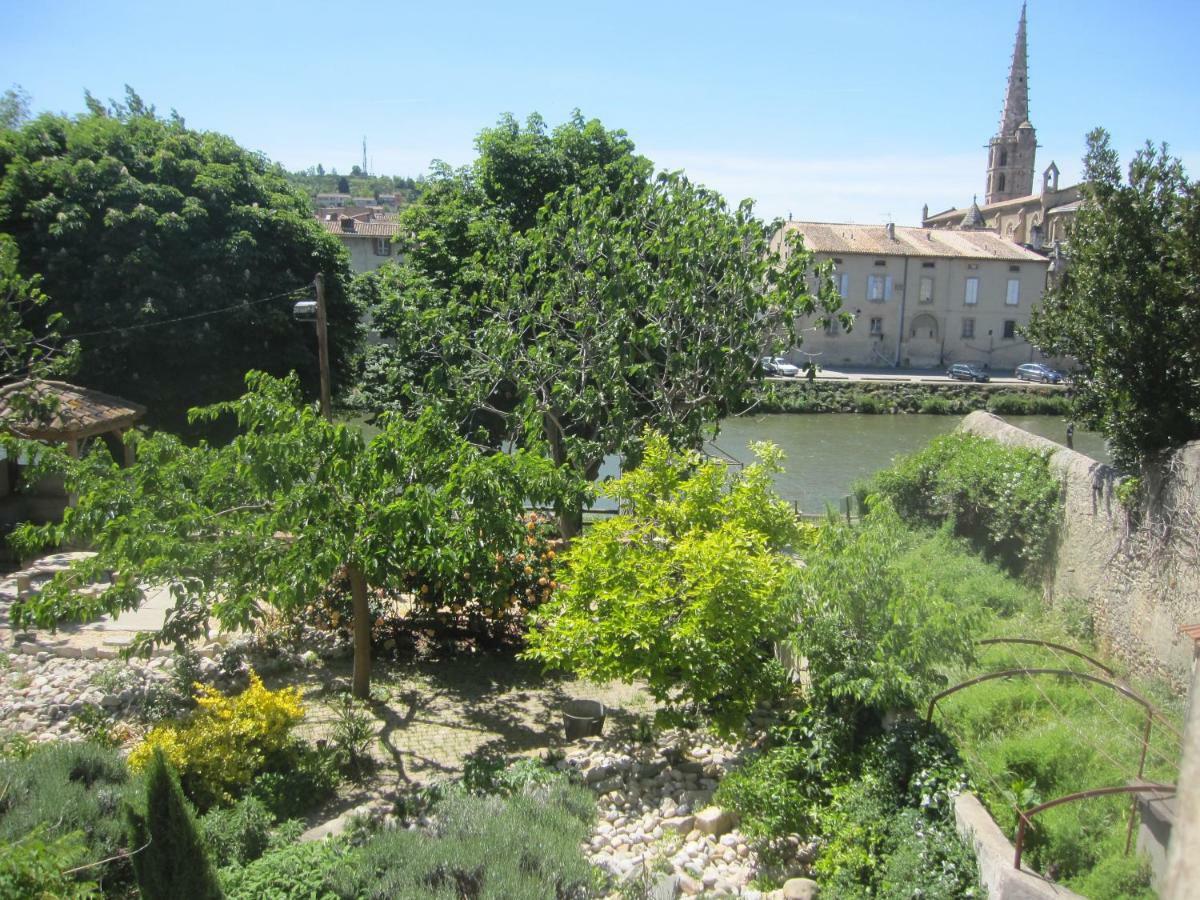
(984, 3, 1037, 204)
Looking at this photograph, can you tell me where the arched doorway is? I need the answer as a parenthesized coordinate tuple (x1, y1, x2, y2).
(906, 314, 940, 367)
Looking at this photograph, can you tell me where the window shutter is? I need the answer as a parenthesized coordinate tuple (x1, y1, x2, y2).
(884, 276, 894, 300)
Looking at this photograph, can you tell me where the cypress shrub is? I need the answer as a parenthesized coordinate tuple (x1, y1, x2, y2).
(126, 748, 223, 900)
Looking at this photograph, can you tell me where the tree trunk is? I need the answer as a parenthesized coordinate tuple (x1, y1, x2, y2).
(348, 564, 371, 699)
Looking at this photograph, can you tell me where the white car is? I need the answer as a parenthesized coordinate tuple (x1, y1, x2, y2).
(760, 356, 801, 377)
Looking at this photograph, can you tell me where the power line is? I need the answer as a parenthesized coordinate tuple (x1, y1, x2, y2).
(51, 285, 312, 343)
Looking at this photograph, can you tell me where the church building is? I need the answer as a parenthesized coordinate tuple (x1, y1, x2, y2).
(921, 4, 1080, 251)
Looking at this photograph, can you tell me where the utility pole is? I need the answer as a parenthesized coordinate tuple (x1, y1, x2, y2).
(312, 272, 369, 698)
(314, 273, 332, 421)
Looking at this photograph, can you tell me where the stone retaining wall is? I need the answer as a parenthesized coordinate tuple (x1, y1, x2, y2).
(959, 411, 1200, 691)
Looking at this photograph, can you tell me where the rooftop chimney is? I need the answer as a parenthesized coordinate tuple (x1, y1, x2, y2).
(885, 222, 896, 241)
(340, 217, 355, 233)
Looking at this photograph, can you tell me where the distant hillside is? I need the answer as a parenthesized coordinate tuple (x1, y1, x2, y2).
(284, 169, 424, 208)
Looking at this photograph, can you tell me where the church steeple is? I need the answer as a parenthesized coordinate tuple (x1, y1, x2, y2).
(999, 3, 1029, 134)
(985, 3, 1036, 204)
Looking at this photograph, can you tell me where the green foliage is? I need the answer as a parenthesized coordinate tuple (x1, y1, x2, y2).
(1115, 475, 1142, 509)
(715, 709, 853, 849)
(919, 396, 954, 414)
(283, 169, 423, 208)
(0, 89, 359, 434)
(125, 747, 223, 900)
(128, 672, 305, 810)
(67, 705, 119, 749)
(356, 112, 840, 536)
(0, 741, 136, 884)
(220, 839, 346, 900)
(459, 750, 560, 797)
(199, 796, 275, 869)
(0, 731, 32, 760)
(985, 391, 1071, 416)
(1072, 853, 1156, 900)
(863, 432, 1061, 576)
(524, 432, 804, 732)
(0, 233, 78, 388)
(0, 826, 98, 900)
(13, 372, 568, 695)
(249, 744, 340, 821)
(329, 696, 375, 774)
(1024, 128, 1200, 471)
(327, 779, 597, 899)
(791, 503, 982, 714)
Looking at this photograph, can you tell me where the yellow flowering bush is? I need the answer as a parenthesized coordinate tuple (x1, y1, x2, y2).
(128, 671, 304, 808)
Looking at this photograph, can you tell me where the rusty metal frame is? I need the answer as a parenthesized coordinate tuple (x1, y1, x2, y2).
(929, 664, 1184, 873)
(1013, 783, 1175, 871)
(976, 637, 1115, 676)
(926, 668, 1155, 724)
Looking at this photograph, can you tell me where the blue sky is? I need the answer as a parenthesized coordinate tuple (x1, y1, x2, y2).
(3, 0, 1198, 224)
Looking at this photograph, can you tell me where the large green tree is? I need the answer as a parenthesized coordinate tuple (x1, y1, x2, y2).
(1024, 129, 1200, 471)
(0, 235, 77, 387)
(0, 88, 359, 433)
(12, 372, 563, 697)
(356, 113, 840, 536)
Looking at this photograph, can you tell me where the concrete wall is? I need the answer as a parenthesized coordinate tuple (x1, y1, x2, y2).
(959, 411, 1200, 691)
(1163, 646, 1200, 898)
(955, 793, 1087, 900)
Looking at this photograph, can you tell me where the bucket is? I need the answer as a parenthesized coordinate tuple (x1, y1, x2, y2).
(563, 699, 606, 740)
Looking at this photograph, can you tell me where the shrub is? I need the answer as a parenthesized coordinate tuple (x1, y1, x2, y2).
(0, 827, 97, 900)
(790, 503, 982, 716)
(327, 779, 597, 899)
(221, 839, 347, 900)
(0, 741, 136, 884)
(524, 432, 803, 733)
(125, 747, 223, 900)
(329, 696, 375, 775)
(864, 432, 1061, 576)
(986, 391, 1070, 416)
(460, 750, 563, 798)
(919, 396, 954, 414)
(248, 743, 339, 820)
(129, 671, 305, 808)
(200, 795, 275, 869)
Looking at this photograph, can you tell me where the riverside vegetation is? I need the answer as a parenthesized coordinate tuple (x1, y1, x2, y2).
(0, 427, 1178, 898)
(758, 380, 1070, 416)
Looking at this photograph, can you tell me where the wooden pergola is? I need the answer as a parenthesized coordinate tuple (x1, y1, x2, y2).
(0, 379, 146, 465)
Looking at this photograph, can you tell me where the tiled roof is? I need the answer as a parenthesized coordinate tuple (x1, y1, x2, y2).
(0, 380, 146, 441)
(318, 219, 402, 238)
(780, 221, 1048, 262)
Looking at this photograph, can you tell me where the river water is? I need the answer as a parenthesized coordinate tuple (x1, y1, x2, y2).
(697, 414, 1109, 514)
(594, 413, 1107, 514)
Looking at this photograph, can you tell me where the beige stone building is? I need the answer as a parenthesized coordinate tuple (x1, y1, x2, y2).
(922, 3, 1080, 254)
(316, 209, 401, 275)
(777, 221, 1051, 371)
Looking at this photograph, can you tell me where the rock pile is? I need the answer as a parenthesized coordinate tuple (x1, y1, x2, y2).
(561, 729, 819, 898)
(0, 652, 174, 742)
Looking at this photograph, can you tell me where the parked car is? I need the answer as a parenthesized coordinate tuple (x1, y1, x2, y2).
(947, 363, 990, 383)
(1015, 363, 1064, 384)
(759, 356, 801, 377)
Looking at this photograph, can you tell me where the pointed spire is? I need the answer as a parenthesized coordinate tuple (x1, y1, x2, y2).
(962, 196, 986, 230)
(999, 3, 1029, 134)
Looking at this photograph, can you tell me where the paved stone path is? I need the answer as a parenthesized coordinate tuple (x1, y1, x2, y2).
(0, 552, 224, 658)
(295, 654, 656, 786)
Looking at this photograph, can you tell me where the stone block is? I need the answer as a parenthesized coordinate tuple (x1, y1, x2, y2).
(782, 878, 820, 899)
(663, 815, 695, 834)
(694, 806, 735, 836)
